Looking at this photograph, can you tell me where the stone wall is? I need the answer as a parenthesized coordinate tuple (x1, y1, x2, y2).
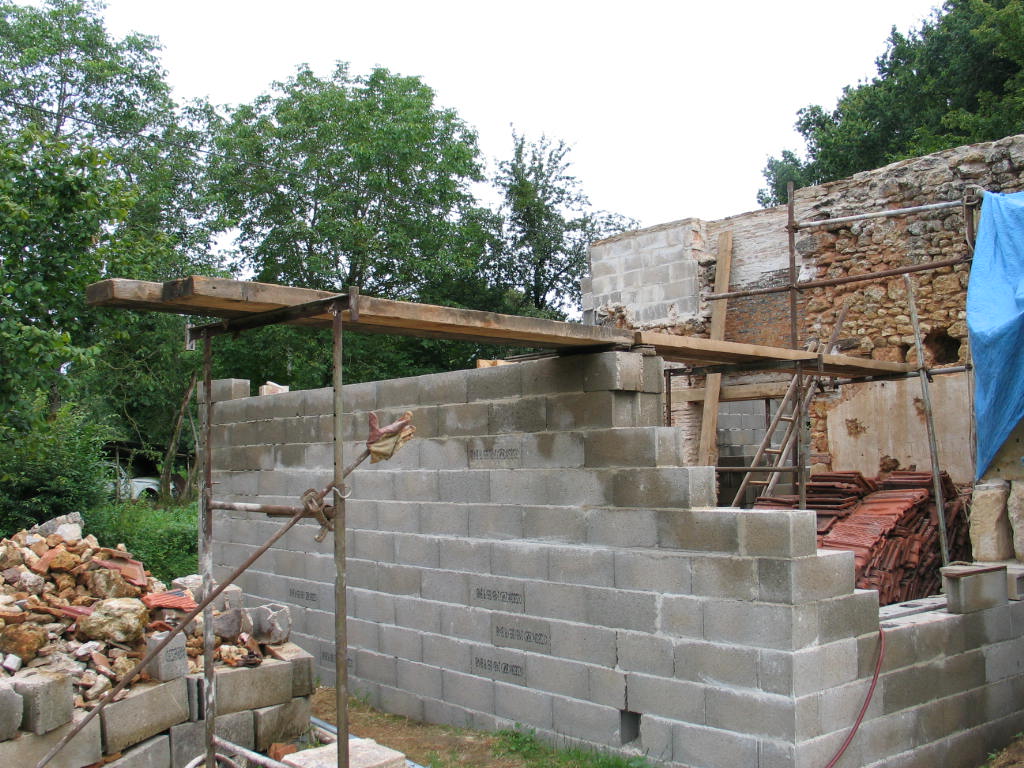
(584, 134, 1024, 488)
(209, 355, 1024, 767)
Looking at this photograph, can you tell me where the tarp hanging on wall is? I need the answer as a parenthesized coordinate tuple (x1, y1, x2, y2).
(967, 191, 1024, 479)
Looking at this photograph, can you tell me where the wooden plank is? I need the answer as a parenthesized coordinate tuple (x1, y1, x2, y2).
(672, 381, 792, 403)
(88, 277, 635, 349)
(698, 232, 732, 466)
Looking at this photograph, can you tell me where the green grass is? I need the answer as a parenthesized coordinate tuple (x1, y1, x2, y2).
(494, 728, 652, 768)
(81, 500, 198, 583)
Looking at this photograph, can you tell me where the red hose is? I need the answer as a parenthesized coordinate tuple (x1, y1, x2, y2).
(824, 627, 887, 768)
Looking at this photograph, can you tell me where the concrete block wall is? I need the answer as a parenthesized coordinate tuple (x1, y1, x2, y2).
(209, 352, 1024, 767)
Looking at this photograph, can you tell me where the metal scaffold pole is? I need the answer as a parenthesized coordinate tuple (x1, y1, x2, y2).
(332, 298, 350, 768)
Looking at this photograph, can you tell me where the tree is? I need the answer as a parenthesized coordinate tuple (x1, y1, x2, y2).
(209, 63, 484, 298)
(759, 0, 1024, 206)
(494, 133, 636, 316)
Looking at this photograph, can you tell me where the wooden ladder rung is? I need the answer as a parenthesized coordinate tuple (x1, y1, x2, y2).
(749, 480, 769, 486)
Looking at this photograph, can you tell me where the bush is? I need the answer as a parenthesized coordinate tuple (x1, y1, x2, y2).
(82, 500, 198, 583)
(0, 400, 110, 536)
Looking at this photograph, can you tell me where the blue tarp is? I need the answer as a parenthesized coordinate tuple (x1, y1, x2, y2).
(967, 190, 1024, 479)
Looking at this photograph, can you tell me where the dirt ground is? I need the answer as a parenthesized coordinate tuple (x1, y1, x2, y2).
(311, 688, 1024, 767)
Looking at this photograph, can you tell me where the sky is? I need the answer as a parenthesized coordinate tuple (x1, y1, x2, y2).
(100, 0, 942, 229)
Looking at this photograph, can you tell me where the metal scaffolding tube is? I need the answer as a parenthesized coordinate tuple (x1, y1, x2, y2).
(202, 333, 217, 768)
(794, 198, 968, 230)
(332, 300, 350, 768)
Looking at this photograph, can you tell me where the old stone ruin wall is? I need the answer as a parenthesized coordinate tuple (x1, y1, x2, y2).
(583, 134, 1024, 489)
(209, 352, 1024, 768)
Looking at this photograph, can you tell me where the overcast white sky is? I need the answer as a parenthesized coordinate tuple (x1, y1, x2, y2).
(101, 0, 941, 228)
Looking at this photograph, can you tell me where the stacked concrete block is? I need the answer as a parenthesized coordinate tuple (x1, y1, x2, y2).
(208, 351, 1024, 767)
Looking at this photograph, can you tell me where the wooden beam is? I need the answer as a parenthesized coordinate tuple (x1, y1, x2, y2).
(698, 232, 732, 466)
(88, 277, 635, 349)
(672, 381, 793, 403)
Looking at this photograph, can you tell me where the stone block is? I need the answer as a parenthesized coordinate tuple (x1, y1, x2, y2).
(101, 679, 189, 755)
(12, 672, 72, 736)
(943, 564, 1009, 614)
(970, 480, 1014, 561)
(0, 710, 102, 768)
(106, 734, 170, 768)
(284, 739, 406, 768)
(266, 642, 315, 697)
(169, 711, 254, 768)
(146, 631, 189, 682)
(248, 603, 292, 644)
(211, 658, 293, 716)
(0, 680, 23, 740)
(254, 696, 312, 751)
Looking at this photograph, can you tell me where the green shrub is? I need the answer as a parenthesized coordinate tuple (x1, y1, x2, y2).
(0, 400, 110, 536)
(82, 501, 198, 583)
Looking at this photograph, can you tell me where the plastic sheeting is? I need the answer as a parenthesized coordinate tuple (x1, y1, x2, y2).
(967, 190, 1024, 478)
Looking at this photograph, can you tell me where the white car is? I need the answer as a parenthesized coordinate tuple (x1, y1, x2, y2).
(107, 464, 163, 501)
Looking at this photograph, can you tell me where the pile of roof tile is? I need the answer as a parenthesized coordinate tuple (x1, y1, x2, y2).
(0, 513, 289, 709)
(755, 470, 972, 605)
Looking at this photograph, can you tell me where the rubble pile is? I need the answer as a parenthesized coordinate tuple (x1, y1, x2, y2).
(0, 513, 291, 710)
(755, 470, 973, 605)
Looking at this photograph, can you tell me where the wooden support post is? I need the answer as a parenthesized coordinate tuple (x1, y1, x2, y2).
(698, 232, 733, 467)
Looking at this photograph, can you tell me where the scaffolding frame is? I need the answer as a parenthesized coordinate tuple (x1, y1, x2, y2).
(665, 184, 982, 525)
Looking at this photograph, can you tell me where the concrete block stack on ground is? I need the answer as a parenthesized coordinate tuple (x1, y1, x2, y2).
(209, 351, 1024, 767)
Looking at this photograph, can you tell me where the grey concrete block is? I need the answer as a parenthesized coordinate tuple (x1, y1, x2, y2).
(522, 432, 585, 469)
(419, 503, 469, 536)
(637, 714, 672, 762)
(0, 709, 101, 768)
(759, 550, 856, 604)
(627, 673, 705, 723)
(523, 581, 587, 623)
(550, 622, 617, 667)
(421, 569, 469, 605)
(488, 398, 546, 434)
(424, 635, 473, 671)
(471, 645, 527, 686)
(818, 590, 880, 644)
(440, 537, 492, 574)
(657, 507, 739, 552)
(675, 639, 758, 689)
(581, 351, 643, 392)
(551, 697, 622, 744)
(703, 600, 818, 650)
(616, 631, 674, 676)
(491, 540, 549, 579)
(738, 508, 817, 558)
(353, 589, 396, 624)
(468, 576, 527, 613)
(377, 564, 422, 596)
(586, 587, 658, 631)
(494, 682, 553, 731)
(522, 505, 588, 543)
(396, 659, 442, 700)
(587, 508, 659, 548)
(439, 470, 491, 503)
(984, 637, 1024, 682)
(491, 614, 551, 654)
(392, 470, 440, 501)
(347, 558, 379, 590)
(375, 376, 421, 408)
(394, 533, 440, 568)
(101, 679, 189, 755)
(169, 711, 254, 768)
(376, 501, 422, 533)
(380, 624, 424, 661)
(522, 356, 586, 396)
(106, 734, 170, 768)
(467, 363, 525, 401)
(467, 435, 523, 469)
(350, 469, 394, 501)
(761, 638, 859, 697)
(266, 642, 315, 697)
(440, 604, 490, 643)
(146, 631, 189, 682)
(13, 672, 72, 735)
(691, 555, 758, 600)
(438, 402, 490, 437)
(469, 505, 524, 540)
(547, 545, 615, 587)
(641, 355, 664, 393)
(341, 380, 377, 412)
(419, 438, 469, 470)
(378, 683, 425, 722)
(394, 595, 440, 633)
(706, 687, 796, 740)
(583, 427, 674, 468)
(211, 659, 293, 716)
(672, 722, 760, 768)
(352, 530, 395, 563)
(418, 370, 468, 406)
(253, 696, 312, 751)
(442, 669, 494, 713)
(614, 549, 691, 593)
(0, 681, 22, 741)
(354, 649, 398, 687)
(660, 595, 704, 639)
(613, 466, 707, 508)
(348, 617, 380, 651)
(943, 564, 1009, 614)
(211, 379, 250, 402)
(589, 665, 626, 708)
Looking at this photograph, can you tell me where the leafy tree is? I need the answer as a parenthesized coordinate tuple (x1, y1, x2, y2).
(759, 0, 1024, 206)
(495, 133, 636, 315)
(209, 63, 484, 298)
